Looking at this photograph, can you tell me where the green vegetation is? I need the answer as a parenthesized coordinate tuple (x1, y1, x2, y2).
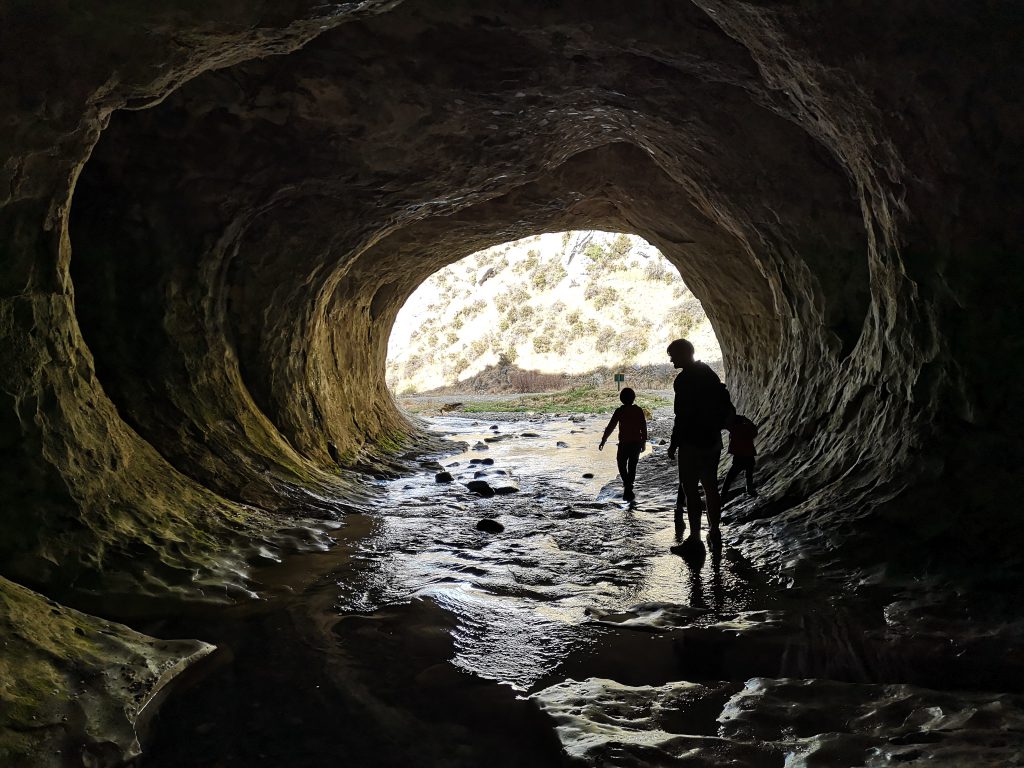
(584, 242, 627, 276)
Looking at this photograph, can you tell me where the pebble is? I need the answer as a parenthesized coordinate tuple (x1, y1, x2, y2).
(435, 471, 454, 483)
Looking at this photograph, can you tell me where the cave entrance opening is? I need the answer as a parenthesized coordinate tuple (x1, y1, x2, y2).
(385, 230, 723, 415)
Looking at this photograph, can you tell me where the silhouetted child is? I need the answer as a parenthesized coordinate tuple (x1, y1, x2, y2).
(721, 414, 758, 499)
(599, 388, 648, 501)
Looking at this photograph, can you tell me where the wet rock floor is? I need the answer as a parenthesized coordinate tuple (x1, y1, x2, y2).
(136, 415, 1024, 767)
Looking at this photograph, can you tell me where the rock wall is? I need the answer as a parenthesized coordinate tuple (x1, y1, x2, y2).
(1, 0, 1022, 762)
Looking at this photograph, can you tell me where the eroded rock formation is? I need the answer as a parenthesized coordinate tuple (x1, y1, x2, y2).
(1, 1, 1021, 763)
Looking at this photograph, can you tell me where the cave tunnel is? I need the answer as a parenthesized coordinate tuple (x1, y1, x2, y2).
(2, 2, 1023, 766)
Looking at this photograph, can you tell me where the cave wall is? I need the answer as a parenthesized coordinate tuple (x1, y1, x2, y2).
(1, 1, 1023, 759)
(2, 0, 1021, 586)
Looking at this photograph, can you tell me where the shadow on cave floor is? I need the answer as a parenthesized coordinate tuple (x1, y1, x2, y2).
(136, 415, 1024, 767)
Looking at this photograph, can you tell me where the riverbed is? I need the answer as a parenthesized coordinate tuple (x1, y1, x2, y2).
(137, 414, 1024, 767)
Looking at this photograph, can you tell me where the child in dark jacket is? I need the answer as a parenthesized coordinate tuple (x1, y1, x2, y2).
(721, 414, 758, 499)
(599, 388, 648, 502)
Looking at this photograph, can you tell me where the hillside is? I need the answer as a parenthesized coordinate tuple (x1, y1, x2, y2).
(386, 231, 721, 394)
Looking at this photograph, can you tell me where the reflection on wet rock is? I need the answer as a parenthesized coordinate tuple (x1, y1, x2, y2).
(532, 678, 778, 766)
(720, 678, 1024, 767)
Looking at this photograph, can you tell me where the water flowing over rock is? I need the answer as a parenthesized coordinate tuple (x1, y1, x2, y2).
(0, 1, 1022, 764)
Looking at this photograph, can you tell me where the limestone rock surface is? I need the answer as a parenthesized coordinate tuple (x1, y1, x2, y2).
(0, 1, 1022, 763)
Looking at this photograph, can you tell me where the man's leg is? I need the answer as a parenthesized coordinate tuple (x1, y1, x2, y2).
(745, 457, 757, 495)
(699, 446, 722, 535)
(615, 445, 629, 486)
(721, 461, 740, 499)
(679, 449, 703, 535)
(626, 444, 641, 487)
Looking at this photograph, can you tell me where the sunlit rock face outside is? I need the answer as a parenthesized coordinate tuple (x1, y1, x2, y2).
(386, 230, 722, 393)
(1, 1, 1022, 765)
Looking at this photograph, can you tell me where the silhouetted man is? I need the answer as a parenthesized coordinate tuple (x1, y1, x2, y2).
(666, 339, 733, 546)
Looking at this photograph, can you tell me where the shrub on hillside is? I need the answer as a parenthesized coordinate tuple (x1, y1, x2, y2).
(666, 305, 696, 338)
(584, 243, 627, 276)
(530, 259, 567, 290)
(588, 285, 619, 309)
(609, 233, 632, 259)
(644, 260, 677, 283)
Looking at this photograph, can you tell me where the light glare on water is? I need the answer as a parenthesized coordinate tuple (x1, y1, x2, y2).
(342, 414, 758, 690)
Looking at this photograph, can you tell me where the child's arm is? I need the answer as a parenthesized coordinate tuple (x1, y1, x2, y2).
(640, 409, 648, 443)
(599, 409, 620, 450)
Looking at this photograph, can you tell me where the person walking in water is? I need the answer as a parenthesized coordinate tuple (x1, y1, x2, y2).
(599, 387, 648, 502)
(666, 339, 733, 546)
(721, 414, 758, 500)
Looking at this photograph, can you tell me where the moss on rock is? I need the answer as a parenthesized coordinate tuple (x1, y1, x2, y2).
(0, 577, 214, 767)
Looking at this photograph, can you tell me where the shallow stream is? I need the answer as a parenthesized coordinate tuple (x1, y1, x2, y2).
(137, 414, 1024, 767)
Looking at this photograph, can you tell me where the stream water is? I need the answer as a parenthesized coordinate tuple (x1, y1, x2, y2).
(137, 414, 1024, 767)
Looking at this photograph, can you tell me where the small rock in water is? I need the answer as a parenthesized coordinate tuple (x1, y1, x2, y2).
(582, 473, 594, 479)
(476, 518, 504, 533)
(484, 434, 509, 443)
(448, 461, 460, 466)
(569, 415, 586, 423)
(556, 441, 570, 448)
(472, 441, 489, 451)
(490, 425, 499, 431)
(481, 458, 495, 465)
(521, 432, 541, 438)
(493, 483, 520, 495)
(466, 479, 495, 497)
(435, 471, 454, 483)
(474, 470, 489, 478)
(469, 458, 484, 464)
(659, 439, 667, 445)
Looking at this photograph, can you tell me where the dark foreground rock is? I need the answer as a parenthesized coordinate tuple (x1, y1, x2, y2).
(435, 472, 454, 483)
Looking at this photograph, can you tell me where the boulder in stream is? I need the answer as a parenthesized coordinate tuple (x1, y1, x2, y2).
(435, 471, 454, 483)
(476, 518, 504, 533)
(466, 480, 495, 497)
